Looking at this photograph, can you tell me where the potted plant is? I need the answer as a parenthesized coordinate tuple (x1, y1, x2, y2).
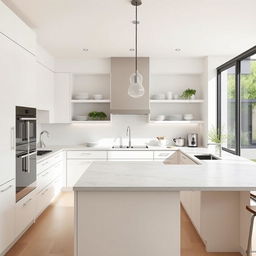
(88, 111, 107, 121)
(208, 126, 227, 156)
(180, 88, 196, 100)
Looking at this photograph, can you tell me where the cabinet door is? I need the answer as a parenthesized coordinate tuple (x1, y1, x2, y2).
(67, 160, 92, 187)
(0, 180, 15, 254)
(54, 73, 72, 123)
(15, 192, 35, 237)
(0, 34, 15, 185)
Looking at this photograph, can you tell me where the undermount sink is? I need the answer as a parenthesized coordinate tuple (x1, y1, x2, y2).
(194, 154, 220, 160)
(37, 150, 52, 156)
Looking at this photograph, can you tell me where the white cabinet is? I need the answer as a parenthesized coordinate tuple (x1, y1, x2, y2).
(54, 73, 72, 123)
(108, 151, 153, 160)
(0, 34, 16, 186)
(15, 192, 35, 237)
(67, 160, 92, 188)
(67, 151, 107, 160)
(0, 180, 15, 255)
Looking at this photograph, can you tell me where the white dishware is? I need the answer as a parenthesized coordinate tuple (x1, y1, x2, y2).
(73, 92, 89, 100)
(93, 94, 103, 100)
(183, 114, 194, 121)
(166, 91, 173, 100)
(86, 141, 98, 147)
(73, 116, 88, 121)
(155, 115, 165, 121)
(151, 93, 165, 100)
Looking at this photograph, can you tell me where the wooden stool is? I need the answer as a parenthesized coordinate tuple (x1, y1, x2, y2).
(246, 205, 256, 256)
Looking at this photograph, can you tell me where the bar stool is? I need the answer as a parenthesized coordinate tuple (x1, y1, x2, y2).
(246, 205, 256, 256)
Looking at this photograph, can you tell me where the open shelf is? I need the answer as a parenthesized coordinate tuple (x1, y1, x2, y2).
(149, 120, 204, 124)
(150, 99, 204, 104)
(71, 99, 111, 103)
(72, 120, 112, 124)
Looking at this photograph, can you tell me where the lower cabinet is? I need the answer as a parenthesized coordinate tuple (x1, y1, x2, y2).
(67, 160, 92, 188)
(15, 191, 36, 237)
(0, 180, 15, 255)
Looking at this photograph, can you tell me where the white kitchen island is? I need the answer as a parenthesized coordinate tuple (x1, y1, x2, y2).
(73, 150, 256, 256)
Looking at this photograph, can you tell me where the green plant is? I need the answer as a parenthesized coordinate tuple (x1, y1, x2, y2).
(88, 111, 107, 120)
(208, 126, 227, 144)
(180, 88, 196, 99)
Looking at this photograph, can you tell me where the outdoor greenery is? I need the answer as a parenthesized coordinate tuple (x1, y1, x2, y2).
(208, 126, 227, 144)
(228, 61, 256, 99)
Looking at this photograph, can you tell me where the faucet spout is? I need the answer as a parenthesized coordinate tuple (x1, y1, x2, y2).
(126, 126, 132, 148)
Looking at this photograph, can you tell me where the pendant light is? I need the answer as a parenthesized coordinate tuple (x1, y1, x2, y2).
(128, 0, 144, 98)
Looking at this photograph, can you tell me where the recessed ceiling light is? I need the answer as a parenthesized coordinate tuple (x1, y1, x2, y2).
(174, 48, 181, 52)
(82, 48, 88, 52)
(129, 48, 135, 51)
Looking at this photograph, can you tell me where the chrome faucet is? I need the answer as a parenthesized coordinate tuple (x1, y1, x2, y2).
(126, 126, 132, 148)
(39, 130, 50, 148)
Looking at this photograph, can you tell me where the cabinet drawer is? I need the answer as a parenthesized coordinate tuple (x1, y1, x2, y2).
(15, 192, 35, 236)
(37, 152, 63, 175)
(154, 151, 176, 160)
(0, 180, 15, 254)
(67, 151, 107, 160)
(108, 151, 153, 160)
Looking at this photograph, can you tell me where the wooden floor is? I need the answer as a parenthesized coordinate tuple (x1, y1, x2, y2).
(6, 192, 241, 256)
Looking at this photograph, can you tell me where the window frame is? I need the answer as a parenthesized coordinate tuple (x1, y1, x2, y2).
(217, 45, 256, 155)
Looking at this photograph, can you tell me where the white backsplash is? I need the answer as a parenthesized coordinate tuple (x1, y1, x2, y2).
(39, 115, 202, 146)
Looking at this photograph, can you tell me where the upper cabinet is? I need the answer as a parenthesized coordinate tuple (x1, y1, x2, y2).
(111, 57, 150, 115)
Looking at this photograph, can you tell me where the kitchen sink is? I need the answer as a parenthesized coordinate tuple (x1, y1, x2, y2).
(37, 150, 52, 156)
(194, 154, 220, 160)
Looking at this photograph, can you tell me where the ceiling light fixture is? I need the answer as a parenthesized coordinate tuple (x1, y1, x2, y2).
(128, 0, 144, 98)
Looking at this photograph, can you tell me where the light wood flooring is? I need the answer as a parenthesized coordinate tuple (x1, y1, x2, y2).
(6, 192, 241, 256)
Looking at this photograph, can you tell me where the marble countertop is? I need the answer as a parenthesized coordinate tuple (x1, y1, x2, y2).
(73, 148, 256, 191)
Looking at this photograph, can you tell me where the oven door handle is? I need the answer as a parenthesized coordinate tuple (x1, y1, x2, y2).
(18, 117, 37, 121)
(19, 151, 37, 159)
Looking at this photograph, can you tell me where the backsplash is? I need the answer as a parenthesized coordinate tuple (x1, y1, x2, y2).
(39, 115, 202, 146)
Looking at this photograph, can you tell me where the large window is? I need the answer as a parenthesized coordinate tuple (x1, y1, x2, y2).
(217, 46, 256, 159)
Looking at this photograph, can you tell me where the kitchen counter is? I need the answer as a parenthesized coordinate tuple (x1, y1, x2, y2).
(73, 148, 256, 191)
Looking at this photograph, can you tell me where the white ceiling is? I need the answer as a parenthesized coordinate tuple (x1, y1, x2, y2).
(3, 0, 256, 58)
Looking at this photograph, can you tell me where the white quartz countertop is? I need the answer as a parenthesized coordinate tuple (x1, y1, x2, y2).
(73, 148, 256, 191)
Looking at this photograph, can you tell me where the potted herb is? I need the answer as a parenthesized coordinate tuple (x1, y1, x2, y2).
(180, 88, 196, 100)
(208, 126, 227, 156)
(88, 111, 107, 120)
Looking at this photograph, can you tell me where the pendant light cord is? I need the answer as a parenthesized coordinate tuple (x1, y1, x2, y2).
(135, 3, 138, 81)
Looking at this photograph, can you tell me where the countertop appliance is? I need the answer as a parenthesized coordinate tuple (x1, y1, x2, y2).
(16, 106, 37, 202)
(173, 137, 185, 147)
(187, 133, 198, 147)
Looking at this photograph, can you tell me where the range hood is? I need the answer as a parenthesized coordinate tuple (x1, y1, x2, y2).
(110, 57, 150, 115)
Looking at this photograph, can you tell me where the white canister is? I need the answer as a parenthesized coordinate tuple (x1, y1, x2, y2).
(166, 92, 173, 100)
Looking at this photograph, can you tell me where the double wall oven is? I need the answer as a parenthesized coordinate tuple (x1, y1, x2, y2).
(16, 106, 37, 202)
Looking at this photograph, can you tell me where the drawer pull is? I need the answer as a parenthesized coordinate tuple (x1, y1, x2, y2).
(41, 188, 49, 195)
(0, 185, 12, 193)
(42, 172, 49, 177)
(22, 198, 32, 207)
(42, 161, 49, 166)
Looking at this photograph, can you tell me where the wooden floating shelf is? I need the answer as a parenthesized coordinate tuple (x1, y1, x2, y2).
(150, 99, 204, 103)
(149, 120, 204, 124)
(71, 99, 111, 103)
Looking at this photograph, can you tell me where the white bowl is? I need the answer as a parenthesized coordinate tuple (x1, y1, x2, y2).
(155, 115, 165, 121)
(166, 114, 183, 121)
(73, 92, 89, 100)
(93, 94, 103, 100)
(74, 116, 88, 121)
(151, 94, 165, 100)
(183, 114, 193, 121)
(86, 142, 98, 147)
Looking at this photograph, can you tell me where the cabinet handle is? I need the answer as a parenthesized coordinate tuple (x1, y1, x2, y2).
(42, 172, 49, 177)
(0, 185, 12, 193)
(22, 198, 32, 207)
(41, 188, 49, 195)
(10, 127, 15, 150)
